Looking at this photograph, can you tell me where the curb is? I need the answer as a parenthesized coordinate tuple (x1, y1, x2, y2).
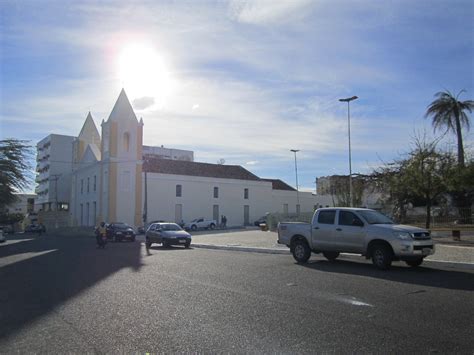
(192, 244, 289, 255)
(191, 243, 474, 270)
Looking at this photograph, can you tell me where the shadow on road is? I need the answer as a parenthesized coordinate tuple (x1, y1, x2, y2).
(0, 233, 143, 340)
(298, 258, 474, 291)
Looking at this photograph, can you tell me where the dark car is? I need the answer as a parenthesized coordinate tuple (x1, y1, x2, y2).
(106, 222, 136, 242)
(145, 222, 191, 248)
(253, 216, 267, 226)
(25, 224, 46, 234)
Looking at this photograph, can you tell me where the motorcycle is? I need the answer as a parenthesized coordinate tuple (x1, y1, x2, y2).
(94, 227, 107, 249)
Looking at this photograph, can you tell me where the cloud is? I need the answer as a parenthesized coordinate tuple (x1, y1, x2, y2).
(245, 161, 259, 165)
(229, 0, 314, 24)
(133, 96, 155, 110)
(192, 104, 200, 110)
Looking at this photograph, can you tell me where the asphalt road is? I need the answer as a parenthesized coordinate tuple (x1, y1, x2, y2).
(0, 234, 473, 353)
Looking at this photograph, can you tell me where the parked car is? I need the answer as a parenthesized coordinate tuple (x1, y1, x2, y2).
(184, 218, 217, 231)
(277, 207, 435, 270)
(0, 230, 5, 243)
(106, 222, 136, 242)
(0, 225, 14, 234)
(25, 224, 46, 234)
(145, 222, 191, 248)
(253, 216, 267, 226)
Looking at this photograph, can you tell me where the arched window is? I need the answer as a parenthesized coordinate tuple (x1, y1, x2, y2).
(123, 132, 130, 152)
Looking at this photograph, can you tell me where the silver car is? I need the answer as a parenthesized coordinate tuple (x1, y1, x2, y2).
(145, 223, 192, 248)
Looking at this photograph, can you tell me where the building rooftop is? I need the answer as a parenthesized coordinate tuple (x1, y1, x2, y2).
(143, 158, 261, 181)
(261, 179, 296, 191)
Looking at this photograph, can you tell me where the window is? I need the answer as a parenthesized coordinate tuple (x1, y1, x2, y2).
(318, 210, 336, 224)
(123, 132, 130, 152)
(213, 187, 219, 198)
(94, 175, 96, 191)
(244, 188, 249, 199)
(87, 177, 90, 193)
(80, 204, 83, 226)
(339, 211, 363, 226)
(86, 202, 90, 226)
(176, 184, 182, 197)
(81, 179, 83, 194)
(93, 202, 96, 225)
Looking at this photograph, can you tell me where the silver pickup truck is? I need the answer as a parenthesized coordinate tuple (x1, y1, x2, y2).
(277, 207, 435, 269)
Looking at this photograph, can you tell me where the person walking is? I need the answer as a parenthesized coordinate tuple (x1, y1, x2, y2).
(222, 215, 227, 229)
(96, 222, 107, 249)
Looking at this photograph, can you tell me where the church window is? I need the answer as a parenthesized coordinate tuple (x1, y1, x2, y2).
(213, 187, 219, 198)
(244, 188, 249, 199)
(87, 177, 90, 193)
(176, 184, 182, 197)
(124, 132, 130, 152)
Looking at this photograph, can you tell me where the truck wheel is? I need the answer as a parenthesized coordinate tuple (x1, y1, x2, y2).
(406, 258, 423, 267)
(292, 240, 311, 263)
(323, 251, 339, 261)
(209, 223, 216, 230)
(371, 244, 392, 270)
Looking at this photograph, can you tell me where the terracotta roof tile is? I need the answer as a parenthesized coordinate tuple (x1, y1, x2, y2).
(261, 178, 296, 191)
(143, 157, 261, 181)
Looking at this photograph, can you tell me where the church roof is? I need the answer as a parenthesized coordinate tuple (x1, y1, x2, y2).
(78, 112, 100, 141)
(143, 158, 261, 181)
(107, 88, 138, 123)
(261, 178, 296, 191)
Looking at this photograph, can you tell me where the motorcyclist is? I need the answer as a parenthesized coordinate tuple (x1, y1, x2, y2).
(96, 222, 107, 248)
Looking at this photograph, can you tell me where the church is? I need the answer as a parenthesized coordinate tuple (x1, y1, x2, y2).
(68, 89, 320, 228)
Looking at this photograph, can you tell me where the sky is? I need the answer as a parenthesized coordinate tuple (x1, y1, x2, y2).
(1, 0, 473, 192)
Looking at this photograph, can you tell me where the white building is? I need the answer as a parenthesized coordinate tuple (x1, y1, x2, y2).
(38, 89, 324, 228)
(35, 134, 75, 211)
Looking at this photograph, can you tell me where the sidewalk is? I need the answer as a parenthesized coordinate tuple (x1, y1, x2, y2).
(191, 229, 474, 269)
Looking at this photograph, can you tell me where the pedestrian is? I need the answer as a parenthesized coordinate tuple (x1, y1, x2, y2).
(222, 215, 227, 229)
(220, 215, 224, 229)
(96, 221, 107, 248)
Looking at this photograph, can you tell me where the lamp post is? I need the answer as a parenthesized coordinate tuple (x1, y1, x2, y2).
(290, 149, 300, 215)
(339, 95, 358, 207)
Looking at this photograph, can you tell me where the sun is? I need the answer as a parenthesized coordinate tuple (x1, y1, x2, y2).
(118, 43, 177, 109)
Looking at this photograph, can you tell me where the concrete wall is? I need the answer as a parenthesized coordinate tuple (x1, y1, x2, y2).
(144, 173, 275, 227)
(71, 162, 100, 226)
(271, 190, 327, 214)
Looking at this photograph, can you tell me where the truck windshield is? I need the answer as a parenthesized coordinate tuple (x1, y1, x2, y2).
(358, 210, 394, 225)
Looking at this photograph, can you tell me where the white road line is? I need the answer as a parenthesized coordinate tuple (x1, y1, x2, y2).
(0, 250, 57, 268)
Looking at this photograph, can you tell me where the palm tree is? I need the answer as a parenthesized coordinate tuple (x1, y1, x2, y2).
(425, 90, 473, 167)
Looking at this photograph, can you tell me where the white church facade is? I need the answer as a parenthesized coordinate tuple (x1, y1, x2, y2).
(56, 89, 322, 228)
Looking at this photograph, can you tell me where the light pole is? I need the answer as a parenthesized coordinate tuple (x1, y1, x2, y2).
(339, 95, 358, 207)
(290, 149, 300, 215)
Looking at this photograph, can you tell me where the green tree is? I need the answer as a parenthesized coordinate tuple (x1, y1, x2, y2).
(372, 137, 455, 228)
(425, 90, 473, 167)
(0, 139, 33, 210)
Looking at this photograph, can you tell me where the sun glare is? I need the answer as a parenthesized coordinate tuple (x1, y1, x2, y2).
(118, 43, 177, 109)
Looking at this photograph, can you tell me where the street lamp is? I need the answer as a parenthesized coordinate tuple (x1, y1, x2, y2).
(290, 149, 300, 215)
(339, 95, 358, 207)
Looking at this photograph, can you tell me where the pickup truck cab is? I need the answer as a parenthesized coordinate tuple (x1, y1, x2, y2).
(278, 208, 435, 269)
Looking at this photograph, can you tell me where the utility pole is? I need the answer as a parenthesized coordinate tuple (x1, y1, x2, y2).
(290, 149, 300, 215)
(50, 174, 61, 228)
(339, 95, 358, 207)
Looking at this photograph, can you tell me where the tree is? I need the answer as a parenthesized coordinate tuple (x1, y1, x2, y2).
(372, 136, 455, 228)
(0, 139, 33, 210)
(425, 90, 473, 167)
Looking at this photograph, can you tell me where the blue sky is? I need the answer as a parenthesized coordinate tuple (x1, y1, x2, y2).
(1, 0, 473, 192)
